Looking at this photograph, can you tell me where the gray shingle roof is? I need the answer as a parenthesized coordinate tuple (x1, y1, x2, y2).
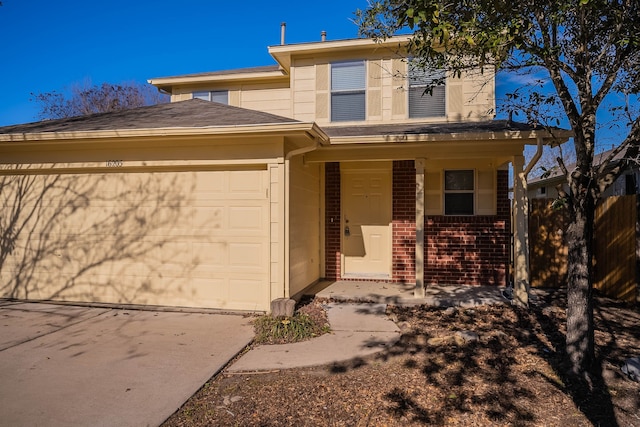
(323, 120, 550, 138)
(528, 145, 628, 184)
(0, 99, 299, 135)
(151, 65, 282, 81)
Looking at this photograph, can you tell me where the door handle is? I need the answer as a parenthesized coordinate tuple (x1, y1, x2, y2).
(344, 226, 350, 236)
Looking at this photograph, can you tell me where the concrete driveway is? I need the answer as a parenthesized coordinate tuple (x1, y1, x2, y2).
(0, 300, 254, 427)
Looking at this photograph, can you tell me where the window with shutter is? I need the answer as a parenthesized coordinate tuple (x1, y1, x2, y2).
(331, 61, 366, 121)
(408, 63, 446, 118)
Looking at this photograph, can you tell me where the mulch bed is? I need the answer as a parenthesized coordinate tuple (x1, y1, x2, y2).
(163, 291, 640, 426)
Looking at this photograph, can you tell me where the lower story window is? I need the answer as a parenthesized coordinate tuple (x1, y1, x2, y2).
(444, 170, 474, 215)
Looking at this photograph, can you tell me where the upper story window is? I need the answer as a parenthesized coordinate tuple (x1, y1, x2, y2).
(331, 60, 366, 122)
(408, 62, 446, 118)
(444, 170, 474, 215)
(193, 90, 228, 104)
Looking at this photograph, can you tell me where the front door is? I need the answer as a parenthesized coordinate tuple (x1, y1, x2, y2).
(341, 163, 392, 278)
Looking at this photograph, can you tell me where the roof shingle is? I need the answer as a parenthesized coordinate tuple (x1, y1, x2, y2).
(0, 99, 298, 135)
(323, 120, 550, 138)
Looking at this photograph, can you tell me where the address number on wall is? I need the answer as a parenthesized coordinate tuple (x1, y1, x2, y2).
(106, 160, 124, 168)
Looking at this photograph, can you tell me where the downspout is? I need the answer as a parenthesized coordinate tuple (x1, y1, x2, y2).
(524, 135, 544, 176)
(513, 135, 544, 306)
(283, 141, 320, 298)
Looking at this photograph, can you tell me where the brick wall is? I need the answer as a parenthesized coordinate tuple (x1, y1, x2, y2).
(323, 164, 510, 287)
(424, 169, 510, 286)
(324, 163, 341, 279)
(392, 160, 416, 283)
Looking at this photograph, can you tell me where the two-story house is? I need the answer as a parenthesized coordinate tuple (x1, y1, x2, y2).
(0, 35, 569, 311)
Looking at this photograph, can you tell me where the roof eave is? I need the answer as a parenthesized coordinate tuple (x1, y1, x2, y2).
(328, 129, 573, 145)
(148, 69, 289, 91)
(268, 35, 412, 72)
(0, 122, 329, 145)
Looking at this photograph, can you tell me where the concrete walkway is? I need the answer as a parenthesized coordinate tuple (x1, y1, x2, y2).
(315, 281, 507, 307)
(229, 283, 510, 372)
(0, 301, 254, 427)
(228, 303, 401, 372)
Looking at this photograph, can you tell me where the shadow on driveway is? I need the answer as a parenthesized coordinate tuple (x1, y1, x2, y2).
(0, 301, 254, 427)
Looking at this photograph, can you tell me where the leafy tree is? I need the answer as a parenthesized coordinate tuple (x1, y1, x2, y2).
(356, 0, 640, 381)
(31, 81, 168, 120)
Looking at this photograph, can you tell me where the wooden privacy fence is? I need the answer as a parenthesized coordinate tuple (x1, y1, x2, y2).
(529, 196, 639, 303)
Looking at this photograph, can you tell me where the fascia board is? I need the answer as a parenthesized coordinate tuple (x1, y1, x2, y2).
(328, 129, 573, 145)
(0, 122, 329, 145)
(268, 36, 412, 72)
(148, 70, 289, 88)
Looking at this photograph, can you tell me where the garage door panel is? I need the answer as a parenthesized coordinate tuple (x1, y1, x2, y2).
(228, 170, 266, 194)
(190, 276, 265, 311)
(194, 170, 266, 200)
(228, 278, 267, 307)
(1, 170, 271, 311)
(228, 206, 266, 232)
(228, 242, 265, 269)
(191, 277, 228, 307)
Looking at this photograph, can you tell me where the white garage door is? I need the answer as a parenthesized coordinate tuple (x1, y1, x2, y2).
(0, 168, 270, 311)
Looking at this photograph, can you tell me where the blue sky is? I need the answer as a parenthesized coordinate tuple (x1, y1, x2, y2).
(0, 0, 635, 157)
(0, 0, 373, 126)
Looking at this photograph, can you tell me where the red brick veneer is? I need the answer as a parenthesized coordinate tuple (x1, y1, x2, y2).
(424, 169, 510, 286)
(392, 160, 417, 283)
(324, 163, 341, 279)
(323, 163, 510, 287)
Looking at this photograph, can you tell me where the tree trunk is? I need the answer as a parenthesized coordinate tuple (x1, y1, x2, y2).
(565, 193, 596, 377)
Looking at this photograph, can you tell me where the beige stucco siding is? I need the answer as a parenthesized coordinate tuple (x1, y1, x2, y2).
(239, 86, 291, 118)
(391, 58, 408, 120)
(171, 93, 192, 102)
(461, 67, 496, 119)
(292, 54, 494, 125)
(288, 156, 321, 295)
(0, 168, 272, 310)
(169, 83, 292, 117)
(166, 58, 495, 124)
(292, 60, 317, 122)
(0, 136, 285, 166)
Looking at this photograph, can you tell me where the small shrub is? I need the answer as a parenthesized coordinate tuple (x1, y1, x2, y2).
(253, 303, 330, 344)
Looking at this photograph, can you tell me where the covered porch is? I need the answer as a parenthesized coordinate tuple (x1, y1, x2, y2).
(301, 121, 571, 307)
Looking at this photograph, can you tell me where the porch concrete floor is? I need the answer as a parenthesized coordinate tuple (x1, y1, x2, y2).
(311, 281, 513, 307)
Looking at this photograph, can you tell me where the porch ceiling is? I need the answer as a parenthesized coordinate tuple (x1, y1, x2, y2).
(305, 120, 572, 164)
(322, 120, 573, 143)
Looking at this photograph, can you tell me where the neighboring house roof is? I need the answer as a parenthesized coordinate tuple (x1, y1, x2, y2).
(0, 99, 299, 135)
(528, 145, 629, 186)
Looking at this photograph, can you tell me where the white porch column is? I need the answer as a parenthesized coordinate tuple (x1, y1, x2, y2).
(512, 155, 530, 307)
(415, 158, 425, 298)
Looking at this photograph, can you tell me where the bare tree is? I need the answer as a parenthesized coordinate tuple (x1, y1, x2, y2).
(31, 81, 168, 120)
(356, 0, 640, 384)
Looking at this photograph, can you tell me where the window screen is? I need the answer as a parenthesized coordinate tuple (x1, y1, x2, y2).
(331, 61, 365, 121)
(444, 170, 474, 215)
(192, 90, 228, 104)
(193, 91, 210, 101)
(408, 64, 446, 118)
